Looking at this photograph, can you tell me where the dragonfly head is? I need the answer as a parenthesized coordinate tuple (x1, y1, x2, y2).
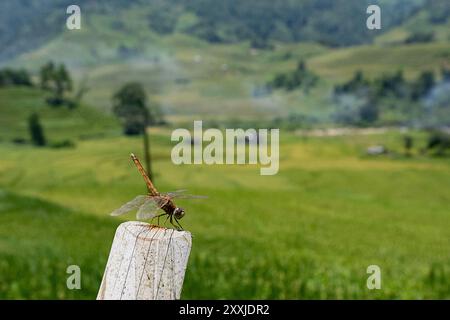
(173, 207, 185, 219)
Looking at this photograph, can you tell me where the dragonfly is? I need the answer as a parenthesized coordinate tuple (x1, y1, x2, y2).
(110, 153, 206, 230)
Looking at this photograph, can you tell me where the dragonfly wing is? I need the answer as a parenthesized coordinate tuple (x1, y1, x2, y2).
(164, 190, 187, 198)
(110, 195, 148, 216)
(136, 197, 169, 220)
(165, 190, 208, 199)
(175, 194, 208, 199)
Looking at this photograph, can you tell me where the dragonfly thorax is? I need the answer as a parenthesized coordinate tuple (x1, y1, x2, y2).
(173, 207, 185, 219)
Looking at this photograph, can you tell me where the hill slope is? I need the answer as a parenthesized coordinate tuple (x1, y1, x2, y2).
(0, 0, 429, 62)
(0, 87, 119, 142)
(1, 1, 449, 125)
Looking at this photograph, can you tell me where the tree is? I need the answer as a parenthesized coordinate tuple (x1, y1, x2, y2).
(39, 62, 55, 90)
(426, 132, 450, 156)
(54, 64, 72, 102)
(375, 70, 406, 98)
(441, 66, 450, 81)
(39, 62, 73, 107)
(411, 71, 435, 101)
(112, 82, 154, 180)
(403, 135, 413, 156)
(28, 113, 46, 146)
(359, 99, 378, 124)
(334, 70, 369, 95)
(269, 60, 318, 92)
(0, 68, 32, 87)
(113, 83, 148, 133)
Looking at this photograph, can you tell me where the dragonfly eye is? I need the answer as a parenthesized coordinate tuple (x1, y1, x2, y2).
(174, 207, 185, 219)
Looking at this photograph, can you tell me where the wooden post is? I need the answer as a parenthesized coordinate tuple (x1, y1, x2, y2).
(97, 221, 192, 300)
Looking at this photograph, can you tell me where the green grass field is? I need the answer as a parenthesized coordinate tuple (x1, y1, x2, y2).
(1, 120, 449, 298)
(1, 10, 449, 298)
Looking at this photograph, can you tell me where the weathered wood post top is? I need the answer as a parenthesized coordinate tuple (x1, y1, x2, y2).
(97, 221, 192, 300)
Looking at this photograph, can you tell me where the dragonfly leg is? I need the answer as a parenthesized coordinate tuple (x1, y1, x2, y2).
(163, 214, 170, 227)
(174, 218, 183, 231)
(169, 215, 183, 231)
(150, 213, 166, 226)
(156, 213, 166, 225)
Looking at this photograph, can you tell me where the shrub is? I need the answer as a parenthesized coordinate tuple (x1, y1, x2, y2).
(11, 138, 27, 145)
(50, 140, 76, 149)
(405, 31, 434, 44)
(0, 68, 33, 87)
(28, 113, 46, 147)
(426, 132, 450, 155)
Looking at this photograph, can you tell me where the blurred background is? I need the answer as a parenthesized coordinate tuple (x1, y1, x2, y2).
(0, 0, 449, 299)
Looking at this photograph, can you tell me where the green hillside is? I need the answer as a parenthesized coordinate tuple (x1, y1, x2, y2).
(309, 42, 450, 81)
(0, 87, 119, 142)
(0, 0, 429, 62)
(1, 0, 447, 126)
(8, 39, 449, 127)
(376, 3, 450, 45)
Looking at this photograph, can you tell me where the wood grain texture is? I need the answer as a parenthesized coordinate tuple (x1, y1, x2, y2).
(97, 221, 192, 300)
